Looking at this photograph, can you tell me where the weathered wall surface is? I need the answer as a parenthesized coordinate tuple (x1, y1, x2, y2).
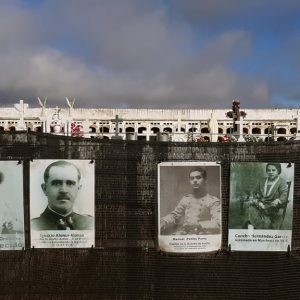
(1, 105, 299, 120)
(0, 132, 300, 299)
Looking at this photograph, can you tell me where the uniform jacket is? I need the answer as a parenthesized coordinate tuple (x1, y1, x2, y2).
(31, 207, 94, 230)
(162, 193, 221, 233)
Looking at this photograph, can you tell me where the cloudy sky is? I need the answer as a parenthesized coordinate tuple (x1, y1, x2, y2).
(0, 0, 300, 108)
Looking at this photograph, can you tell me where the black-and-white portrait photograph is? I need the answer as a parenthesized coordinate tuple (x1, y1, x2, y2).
(0, 161, 24, 250)
(158, 162, 221, 253)
(30, 160, 95, 248)
(228, 162, 294, 251)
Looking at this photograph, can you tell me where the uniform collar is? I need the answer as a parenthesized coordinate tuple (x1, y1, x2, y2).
(47, 205, 73, 218)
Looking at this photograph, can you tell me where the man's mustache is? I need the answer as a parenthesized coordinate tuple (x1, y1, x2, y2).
(56, 194, 71, 200)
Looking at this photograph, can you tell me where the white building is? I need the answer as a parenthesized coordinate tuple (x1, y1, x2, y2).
(0, 99, 299, 142)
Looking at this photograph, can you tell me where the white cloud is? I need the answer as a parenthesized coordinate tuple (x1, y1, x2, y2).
(0, 0, 273, 108)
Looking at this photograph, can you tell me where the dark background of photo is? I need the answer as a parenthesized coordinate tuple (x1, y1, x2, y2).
(0, 132, 300, 299)
(160, 165, 221, 217)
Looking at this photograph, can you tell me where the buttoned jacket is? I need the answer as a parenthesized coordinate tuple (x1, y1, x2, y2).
(162, 193, 221, 232)
(31, 207, 94, 231)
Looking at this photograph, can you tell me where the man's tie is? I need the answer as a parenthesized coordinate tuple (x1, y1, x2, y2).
(57, 216, 74, 230)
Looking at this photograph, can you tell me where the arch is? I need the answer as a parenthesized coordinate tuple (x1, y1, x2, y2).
(201, 127, 209, 133)
(126, 127, 135, 133)
(218, 128, 223, 134)
(9, 126, 16, 131)
(27, 123, 33, 131)
(163, 127, 172, 133)
(138, 127, 146, 134)
(277, 136, 287, 141)
(290, 127, 297, 134)
(180, 127, 186, 133)
(188, 127, 197, 132)
(264, 127, 272, 134)
(100, 126, 109, 133)
(277, 127, 286, 134)
(203, 136, 210, 142)
(0, 126, 4, 131)
(151, 127, 160, 134)
(89, 126, 97, 133)
(252, 127, 261, 134)
(226, 127, 233, 134)
(243, 128, 249, 134)
(35, 126, 42, 133)
(102, 136, 109, 139)
(51, 124, 64, 133)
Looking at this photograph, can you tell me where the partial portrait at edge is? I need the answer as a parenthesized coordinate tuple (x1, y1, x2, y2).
(0, 161, 24, 250)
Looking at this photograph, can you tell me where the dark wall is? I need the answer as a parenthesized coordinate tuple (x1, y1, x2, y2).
(0, 132, 300, 299)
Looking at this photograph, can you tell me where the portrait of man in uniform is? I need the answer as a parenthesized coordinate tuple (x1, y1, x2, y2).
(30, 160, 94, 231)
(159, 163, 221, 236)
